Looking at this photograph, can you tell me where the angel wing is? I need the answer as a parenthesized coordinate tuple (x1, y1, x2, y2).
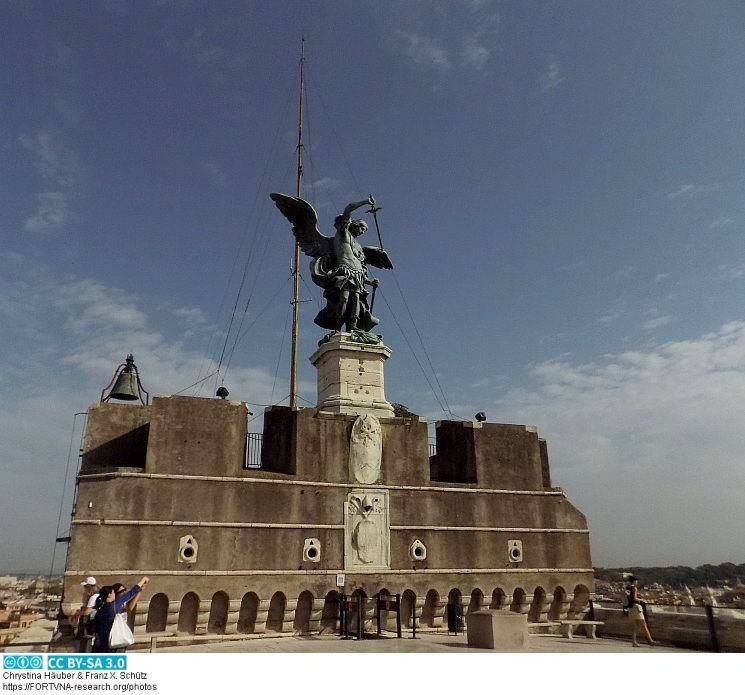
(269, 193, 334, 259)
(362, 247, 393, 270)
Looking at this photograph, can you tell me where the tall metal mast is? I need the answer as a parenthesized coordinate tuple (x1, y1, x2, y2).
(290, 39, 305, 409)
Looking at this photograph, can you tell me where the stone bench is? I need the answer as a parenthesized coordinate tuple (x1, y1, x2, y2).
(559, 620, 604, 639)
(527, 621, 561, 635)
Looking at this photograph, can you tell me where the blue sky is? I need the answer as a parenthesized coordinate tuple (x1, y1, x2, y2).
(2, 1, 745, 573)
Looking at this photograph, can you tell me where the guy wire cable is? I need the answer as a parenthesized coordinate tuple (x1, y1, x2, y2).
(195, 61, 303, 394)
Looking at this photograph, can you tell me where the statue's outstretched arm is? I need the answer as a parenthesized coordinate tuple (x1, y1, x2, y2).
(341, 196, 374, 221)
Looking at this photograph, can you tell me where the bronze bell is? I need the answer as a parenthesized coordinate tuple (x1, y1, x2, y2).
(108, 370, 138, 400)
(101, 354, 149, 404)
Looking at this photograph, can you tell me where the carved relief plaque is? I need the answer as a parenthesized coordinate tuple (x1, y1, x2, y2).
(344, 490, 390, 571)
(349, 413, 382, 484)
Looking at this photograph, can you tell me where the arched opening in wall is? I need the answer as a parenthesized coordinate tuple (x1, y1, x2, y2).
(448, 588, 463, 630)
(548, 586, 566, 621)
(349, 589, 367, 634)
(266, 592, 287, 633)
(421, 589, 439, 628)
(510, 588, 526, 614)
(528, 586, 546, 623)
(569, 584, 590, 619)
(377, 588, 392, 632)
(237, 593, 259, 634)
(320, 591, 340, 635)
(467, 589, 484, 615)
(207, 591, 229, 634)
(177, 592, 199, 635)
(146, 593, 168, 633)
(401, 590, 416, 629)
(489, 588, 506, 610)
(294, 591, 314, 635)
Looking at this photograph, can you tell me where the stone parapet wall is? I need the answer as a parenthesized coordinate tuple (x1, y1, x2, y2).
(61, 572, 594, 638)
(592, 604, 745, 652)
(81, 402, 152, 471)
(65, 393, 594, 639)
(67, 473, 591, 573)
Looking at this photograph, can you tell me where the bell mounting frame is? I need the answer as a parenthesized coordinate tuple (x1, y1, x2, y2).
(100, 353, 150, 405)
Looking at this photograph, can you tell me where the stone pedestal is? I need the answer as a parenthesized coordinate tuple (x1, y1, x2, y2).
(310, 333, 395, 418)
(466, 611, 528, 650)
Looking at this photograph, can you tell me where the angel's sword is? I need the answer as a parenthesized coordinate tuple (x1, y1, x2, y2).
(367, 196, 384, 248)
(366, 198, 383, 313)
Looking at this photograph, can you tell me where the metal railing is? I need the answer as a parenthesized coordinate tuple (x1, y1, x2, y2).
(245, 433, 262, 469)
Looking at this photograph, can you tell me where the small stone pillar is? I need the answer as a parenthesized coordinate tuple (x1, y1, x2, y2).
(308, 598, 324, 634)
(132, 604, 147, 634)
(254, 599, 272, 634)
(512, 592, 532, 616)
(165, 603, 180, 634)
(410, 596, 424, 629)
(225, 599, 242, 635)
(433, 596, 449, 628)
(310, 332, 395, 418)
(529, 593, 551, 623)
(283, 599, 298, 634)
(196, 600, 211, 635)
(557, 593, 573, 621)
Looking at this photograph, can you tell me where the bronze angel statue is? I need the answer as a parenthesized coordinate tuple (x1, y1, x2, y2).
(270, 193, 393, 336)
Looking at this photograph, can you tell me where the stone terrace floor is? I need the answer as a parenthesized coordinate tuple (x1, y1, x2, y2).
(120, 633, 738, 693)
(145, 631, 691, 653)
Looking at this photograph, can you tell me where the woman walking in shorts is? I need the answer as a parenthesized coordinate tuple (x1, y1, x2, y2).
(626, 575, 655, 647)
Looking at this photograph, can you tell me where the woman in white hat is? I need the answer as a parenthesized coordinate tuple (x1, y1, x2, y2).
(74, 577, 99, 639)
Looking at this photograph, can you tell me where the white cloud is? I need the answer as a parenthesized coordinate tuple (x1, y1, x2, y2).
(469, 374, 506, 389)
(459, 7, 500, 72)
(709, 217, 733, 230)
(720, 264, 745, 280)
(667, 184, 694, 200)
(24, 191, 72, 233)
(171, 306, 208, 326)
(465, 0, 494, 9)
(393, 2, 500, 79)
(0, 251, 24, 265)
(19, 130, 80, 188)
(608, 265, 636, 280)
(305, 177, 343, 193)
(641, 315, 672, 331)
(598, 297, 626, 325)
(668, 183, 722, 200)
(460, 36, 491, 71)
(496, 322, 745, 565)
(165, 26, 249, 100)
(204, 160, 228, 188)
(397, 31, 451, 74)
(540, 58, 566, 92)
(19, 130, 82, 234)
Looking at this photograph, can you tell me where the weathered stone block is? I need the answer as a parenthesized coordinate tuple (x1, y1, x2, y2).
(466, 610, 528, 650)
